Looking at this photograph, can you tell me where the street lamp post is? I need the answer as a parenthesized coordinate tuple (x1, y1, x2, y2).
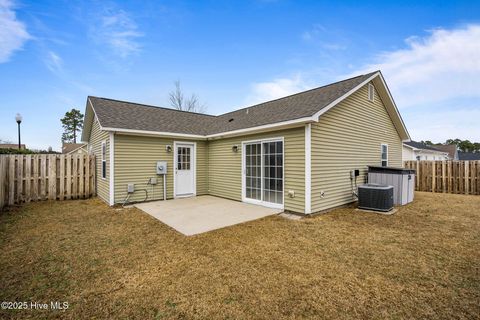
(15, 113, 22, 150)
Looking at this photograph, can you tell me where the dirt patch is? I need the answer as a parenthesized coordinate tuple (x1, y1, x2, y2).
(0, 192, 479, 319)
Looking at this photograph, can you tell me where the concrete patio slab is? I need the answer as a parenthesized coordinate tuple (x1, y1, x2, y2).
(134, 196, 282, 236)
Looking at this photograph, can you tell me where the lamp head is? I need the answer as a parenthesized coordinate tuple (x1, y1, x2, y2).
(15, 113, 22, 124)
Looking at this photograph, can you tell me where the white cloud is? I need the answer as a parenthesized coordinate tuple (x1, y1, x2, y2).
(246, 74, 312, 105)
(406, 108, 480, 142)
(351, 24, 480, 108)
(0, 0, 30, 63)
(301, 24, 326, 41)
(44, 51, 63, 74)
(93, 8, 143, 58)
(301, 24, 347, 51)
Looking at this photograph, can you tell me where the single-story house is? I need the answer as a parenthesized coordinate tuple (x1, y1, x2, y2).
(62, 142, 88, 155)
(81, 70, 410, 214)
(433, 144, 459, 160)
(402, 141, 449, 161)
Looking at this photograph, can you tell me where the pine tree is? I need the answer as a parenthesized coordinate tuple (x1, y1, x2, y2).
(61, 109, 84, 143)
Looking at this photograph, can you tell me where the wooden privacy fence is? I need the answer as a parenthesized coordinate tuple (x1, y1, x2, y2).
(0, 154, 95, 209)
(404, 160, 480, 195)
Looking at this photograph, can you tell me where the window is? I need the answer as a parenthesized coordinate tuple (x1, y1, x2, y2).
(176, 147, 191, 170)
(368, 83, 375, 102)
(101, 141, 106, 179)
(381, 144, 388, 167)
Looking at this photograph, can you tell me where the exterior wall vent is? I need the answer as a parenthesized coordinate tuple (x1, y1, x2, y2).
(368, 83, 375, 102)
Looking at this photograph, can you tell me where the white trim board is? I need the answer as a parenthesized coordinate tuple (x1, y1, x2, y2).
(304, 124, 311, 214)
(109, 132, 115, 206)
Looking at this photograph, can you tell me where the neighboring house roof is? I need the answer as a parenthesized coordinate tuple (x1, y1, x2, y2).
(62, 143, 87, 154)
(458, 151, 480, 160)
(0, 143, 26, 150)
(403, 141, 444, 152)
(433, 144, 458, 159)
(82, 71, 410, 141)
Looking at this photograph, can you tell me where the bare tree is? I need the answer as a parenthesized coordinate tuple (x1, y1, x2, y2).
(169, 81, 206, 113)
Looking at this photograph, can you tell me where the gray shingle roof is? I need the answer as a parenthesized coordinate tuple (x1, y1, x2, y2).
(88, 71, 377, 136)
(458, 151, 480, 160)
(90, 97, 216, 135)
(404, 141, 445, 152)
(62, 143, 86, 154)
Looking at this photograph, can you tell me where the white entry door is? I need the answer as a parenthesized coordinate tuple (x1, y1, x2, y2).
(174, 143, 195, 197)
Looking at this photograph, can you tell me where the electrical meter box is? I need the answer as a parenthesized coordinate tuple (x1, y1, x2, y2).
(156, 161, 167, 175)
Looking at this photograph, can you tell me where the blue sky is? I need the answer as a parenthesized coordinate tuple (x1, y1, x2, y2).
(1, 0, 479, 150)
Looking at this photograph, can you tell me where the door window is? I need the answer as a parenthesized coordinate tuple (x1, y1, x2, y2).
(177, 147, 191, 170)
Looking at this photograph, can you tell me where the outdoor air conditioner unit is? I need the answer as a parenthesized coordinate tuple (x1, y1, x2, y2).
(358, 184, 394, 212)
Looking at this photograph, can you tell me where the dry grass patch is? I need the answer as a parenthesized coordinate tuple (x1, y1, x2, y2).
(0, 192, 479, 319)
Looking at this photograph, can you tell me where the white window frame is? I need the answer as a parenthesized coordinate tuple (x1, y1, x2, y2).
(368, 83, 375, 102)
(101, 140, 107, 180)
(241, 137, 284, 210)
(381, 143, 388, 167)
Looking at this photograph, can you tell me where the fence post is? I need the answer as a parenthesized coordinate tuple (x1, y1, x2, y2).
(432, 161, 436, 192)
(72, 154, 77, 199)
(59, 155, 65, 200)
(40, 155, 46, 200)
(24, 155, 31, 202)
(66, 155, 72, 200)
(465, 161, 469, 195)
(17, 155, 23, 203)
(0, 157, 6, 209)
(48, 154, 55, 200)
(32, 155, 39, 201)
(8, 155, 15, 205)
(83, 154, 90, 198)
(79, 155, 84, 198)
(441, 161, 446, 193)
(415, 160, 420, 191)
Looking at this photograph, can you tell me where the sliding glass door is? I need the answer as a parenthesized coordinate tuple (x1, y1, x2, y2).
(244, 139, 283, 208)
(245, 143, 262, 201)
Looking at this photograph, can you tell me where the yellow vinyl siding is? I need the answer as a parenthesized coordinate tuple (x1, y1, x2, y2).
(311, 82, 402, 212)
(89, 118, 110, 203)
(208, 127, 305, 213)
(113, 134, 208, 204)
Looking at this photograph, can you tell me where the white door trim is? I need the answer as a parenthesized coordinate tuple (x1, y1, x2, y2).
(241, 137, 285, 210)
(173, 141, 196, 198)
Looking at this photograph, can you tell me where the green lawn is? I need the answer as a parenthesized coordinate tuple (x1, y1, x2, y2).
(0, 192, 479, 319)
